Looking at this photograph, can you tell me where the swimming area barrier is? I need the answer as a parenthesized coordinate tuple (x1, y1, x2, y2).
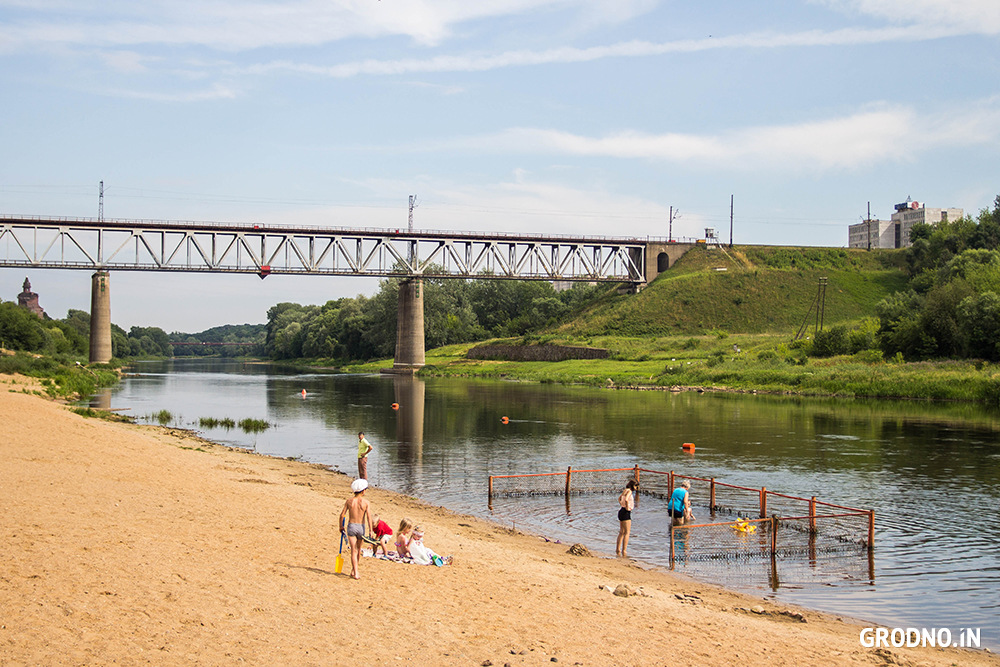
(488, 465, 874, 564)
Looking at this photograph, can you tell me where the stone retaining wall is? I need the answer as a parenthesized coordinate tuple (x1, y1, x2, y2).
(466, 344, 609, 362)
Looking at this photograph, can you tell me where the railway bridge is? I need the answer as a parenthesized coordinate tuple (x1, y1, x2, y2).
(0, 215, 693, 367)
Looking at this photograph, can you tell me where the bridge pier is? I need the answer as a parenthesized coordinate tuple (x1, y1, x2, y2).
(393, 278, 425, 372)
(89, 271, 112, 363)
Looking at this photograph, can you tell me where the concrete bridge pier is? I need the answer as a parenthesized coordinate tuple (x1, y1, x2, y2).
(393, 278, 425, 371)
(89, 271, 112, 363)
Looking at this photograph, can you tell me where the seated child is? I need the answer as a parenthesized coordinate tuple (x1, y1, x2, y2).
(407, 526, 452, 566)
(371, 514, 393, 556)
(395, 518, 414, 559)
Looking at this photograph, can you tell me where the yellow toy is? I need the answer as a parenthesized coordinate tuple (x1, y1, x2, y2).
(733, 518, 757, 533)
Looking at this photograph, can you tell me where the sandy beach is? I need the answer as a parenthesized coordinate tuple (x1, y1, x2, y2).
(2, 373, 996, 667)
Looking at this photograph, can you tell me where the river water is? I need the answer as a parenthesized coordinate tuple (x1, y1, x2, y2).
(97, 359, 1000, 649)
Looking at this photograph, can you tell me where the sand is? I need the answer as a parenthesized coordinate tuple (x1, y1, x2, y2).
(2, 373, 996, 666)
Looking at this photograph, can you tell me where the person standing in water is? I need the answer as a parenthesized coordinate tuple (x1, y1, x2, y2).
(357, 431, 373, 480)
(616, 480, 638, 557)
(669, 479, 693, 526)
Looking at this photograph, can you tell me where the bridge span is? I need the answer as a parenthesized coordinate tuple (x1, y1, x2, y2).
(0, 215, 692, 367)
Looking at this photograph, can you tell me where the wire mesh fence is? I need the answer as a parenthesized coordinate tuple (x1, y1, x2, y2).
(488, 466, 638, 498)
(488, 465, 875, 565)
(671, 514, 873, 563)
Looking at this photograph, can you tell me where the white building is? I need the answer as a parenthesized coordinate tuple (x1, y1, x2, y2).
(848, 200, 964, 249)
(848, 219, 894, 249)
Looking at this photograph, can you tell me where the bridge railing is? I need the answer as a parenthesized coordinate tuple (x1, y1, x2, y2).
(0, 215, 650, 282)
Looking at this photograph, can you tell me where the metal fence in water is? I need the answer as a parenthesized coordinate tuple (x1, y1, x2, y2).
(488, 466, 875, 565)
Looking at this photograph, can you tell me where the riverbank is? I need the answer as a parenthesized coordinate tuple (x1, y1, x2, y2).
(2, 374, 996, 666)
(333, 333, 1000, 405)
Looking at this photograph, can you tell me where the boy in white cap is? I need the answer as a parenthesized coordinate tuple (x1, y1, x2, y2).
(339, 478, 374, 580)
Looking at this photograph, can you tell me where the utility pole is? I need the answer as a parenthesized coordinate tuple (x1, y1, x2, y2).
(98, 181, 104, 222)
(729, 194, 734, 248)
(668, 206, 673, 241)
(867, 201, 872, 251)
(407, 195, 418, 265)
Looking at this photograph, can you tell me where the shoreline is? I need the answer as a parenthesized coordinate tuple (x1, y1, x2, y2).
(3, 373, 996, 666)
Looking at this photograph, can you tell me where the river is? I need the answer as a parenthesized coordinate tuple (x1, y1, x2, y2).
(94, 358, 1000, 649)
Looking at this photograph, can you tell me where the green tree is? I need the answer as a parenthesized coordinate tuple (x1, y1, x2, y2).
(957, 292, 1000, 360)
(0, 301, 45, 351)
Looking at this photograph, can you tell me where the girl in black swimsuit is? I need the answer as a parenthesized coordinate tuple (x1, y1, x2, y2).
(616, 480, 638, 557)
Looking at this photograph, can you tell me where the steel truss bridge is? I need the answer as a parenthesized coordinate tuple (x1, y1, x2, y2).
(0, 215, 646, 284)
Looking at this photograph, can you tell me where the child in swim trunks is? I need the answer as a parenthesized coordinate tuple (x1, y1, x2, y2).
(339, 479, 374, 579)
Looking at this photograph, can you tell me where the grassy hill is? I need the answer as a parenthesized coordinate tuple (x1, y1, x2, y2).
(556, 245, 908, 337)
(347, 246, 1000, 404)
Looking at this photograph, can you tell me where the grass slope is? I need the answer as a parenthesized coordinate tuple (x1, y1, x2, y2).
(350, 246, 1000, 405)
(558, 245, 908, 337)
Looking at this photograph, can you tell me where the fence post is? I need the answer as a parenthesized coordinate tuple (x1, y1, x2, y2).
(488, 475, 493, 499)
(634, 464, 640, 487)
(809, 496, 817, 533)
(770, 516, 778, 555)
(760, 487, 767, 518)
(710, 478, 716, 516)
(669, 525, 675, 568)
(668, 470, 675, 498)
(868, 510, 875, 550)
(566, 466, 572, 497)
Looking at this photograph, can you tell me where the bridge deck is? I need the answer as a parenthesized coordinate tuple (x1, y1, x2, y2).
(0, 215, 648, 282)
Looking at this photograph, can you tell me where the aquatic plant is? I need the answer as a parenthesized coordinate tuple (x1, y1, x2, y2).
(151, 409, 172, 425)
(199, 416, 237, 429)
(237, 418, 270, 434)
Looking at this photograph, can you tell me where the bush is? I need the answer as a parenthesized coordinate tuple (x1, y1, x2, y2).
(812, 325, 850, 357)
(853, 349, 884, 364)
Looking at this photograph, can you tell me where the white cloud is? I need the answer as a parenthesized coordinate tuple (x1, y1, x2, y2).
(0, 0, 658, 51)
(104, 82, 240, 102)
(818, 0, 1000, 32)
(281, 173, 688, 239)
(239, 24, 975, 80)
(447, 101, 1000, 170)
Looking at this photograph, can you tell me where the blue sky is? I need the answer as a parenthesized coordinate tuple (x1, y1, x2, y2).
(2, 0, 999, 332)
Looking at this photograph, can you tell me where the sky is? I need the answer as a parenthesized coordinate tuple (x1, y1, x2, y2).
(1, 0, 999, 332)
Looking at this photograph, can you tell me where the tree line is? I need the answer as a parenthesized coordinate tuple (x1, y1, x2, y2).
(1, 276, 604, 363)
(813, 195, 1000, 361)
(264, 277, 608, 361)
(0, 304, 264, 360)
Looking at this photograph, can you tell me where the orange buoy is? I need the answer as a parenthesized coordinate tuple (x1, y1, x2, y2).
(682, 442, 695, 452)
(391, 403, 399, 410)
(301, 389, 307, 397)
(501, 416, 509, 424)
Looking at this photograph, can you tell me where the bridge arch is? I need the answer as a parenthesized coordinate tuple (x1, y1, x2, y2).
(657, 252, 670, 272)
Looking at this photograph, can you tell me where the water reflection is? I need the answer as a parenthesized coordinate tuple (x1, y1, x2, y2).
(89, 387, 111, 410)
(104, 359, 1000, 648)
